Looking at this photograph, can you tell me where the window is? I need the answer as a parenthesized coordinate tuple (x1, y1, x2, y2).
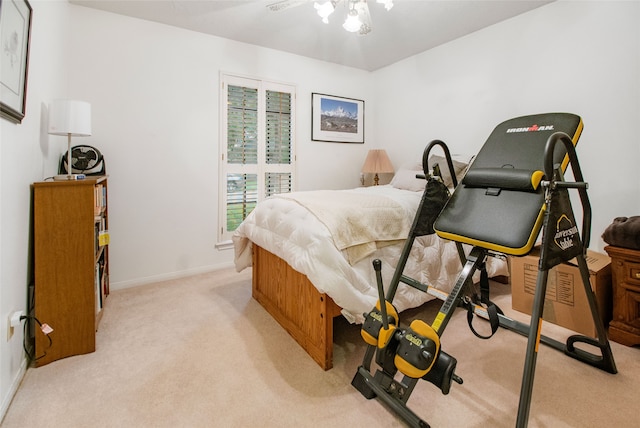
(219, 74, 296, 243)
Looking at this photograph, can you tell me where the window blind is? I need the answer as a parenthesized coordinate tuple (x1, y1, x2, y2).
(219, 75, 296, 242)
(227, 85, 258, 165)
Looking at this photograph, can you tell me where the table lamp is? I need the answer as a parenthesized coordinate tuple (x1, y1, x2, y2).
(361, 149, 394, 185)
(48, 99, 92, 180)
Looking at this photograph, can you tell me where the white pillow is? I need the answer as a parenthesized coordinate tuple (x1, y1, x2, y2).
(389, 155, 473, 191)
(390, 166, 426, 192)
(426, 154, 472, 188)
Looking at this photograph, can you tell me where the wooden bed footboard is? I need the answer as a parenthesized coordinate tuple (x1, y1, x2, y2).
(252, 245, 343, 370)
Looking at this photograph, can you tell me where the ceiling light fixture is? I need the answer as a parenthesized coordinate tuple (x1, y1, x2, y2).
(312, 0, 393, 35)
(377, 0, 394, 11)
(314, 1, 336, 24)
(342, 7, 362, 32)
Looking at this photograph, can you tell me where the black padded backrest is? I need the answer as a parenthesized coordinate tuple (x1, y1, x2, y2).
(433, 113, 583, 256)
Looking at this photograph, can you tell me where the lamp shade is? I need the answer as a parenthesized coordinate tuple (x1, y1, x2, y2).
(48, 100, 92, 136)
(361, 149, 394, 174)
(343, 10, 362, 32)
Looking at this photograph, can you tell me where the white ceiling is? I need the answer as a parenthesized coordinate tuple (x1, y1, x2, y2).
(70, 0, 553, 71)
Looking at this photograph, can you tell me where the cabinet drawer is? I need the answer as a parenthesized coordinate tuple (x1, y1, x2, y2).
(628, 261, 640, 286)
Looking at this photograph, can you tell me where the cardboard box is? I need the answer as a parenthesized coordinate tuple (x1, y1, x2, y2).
(511, 247, 612, 337)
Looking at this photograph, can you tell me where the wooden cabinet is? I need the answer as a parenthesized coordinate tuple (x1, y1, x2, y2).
(604, 245, 640, 346)
(33, 176, 109, 366)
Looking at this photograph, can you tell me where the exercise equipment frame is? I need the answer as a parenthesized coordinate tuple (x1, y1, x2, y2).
(352, 117, 617, 428)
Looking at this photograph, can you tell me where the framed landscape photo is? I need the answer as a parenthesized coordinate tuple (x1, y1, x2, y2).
(1, 0, 33, 124)
(312, 93, 364, 143)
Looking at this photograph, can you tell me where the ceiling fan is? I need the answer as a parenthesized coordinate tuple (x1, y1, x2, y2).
(267, 0, 394, 35)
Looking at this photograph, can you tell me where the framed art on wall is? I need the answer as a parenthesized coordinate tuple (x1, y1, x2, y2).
(311, 93, 364, 143)
(1, 0, 33, 124)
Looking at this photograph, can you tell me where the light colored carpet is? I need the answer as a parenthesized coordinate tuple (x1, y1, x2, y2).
(2, 268, 639, 427)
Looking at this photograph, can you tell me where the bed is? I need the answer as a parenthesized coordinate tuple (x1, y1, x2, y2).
(232, 157, 509, 370)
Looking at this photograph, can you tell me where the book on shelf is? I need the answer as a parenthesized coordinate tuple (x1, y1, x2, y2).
(94, 216, 110, 248)
(95, 255, 107, 312)
(95, 263, 102, 312)
(94, 184, 107, 215)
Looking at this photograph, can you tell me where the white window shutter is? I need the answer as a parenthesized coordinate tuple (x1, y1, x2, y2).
(219, 75, 296, 242)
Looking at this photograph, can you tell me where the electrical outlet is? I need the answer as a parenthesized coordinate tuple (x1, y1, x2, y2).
(7, 315, 15, 341)
(6, 311, 24, 341)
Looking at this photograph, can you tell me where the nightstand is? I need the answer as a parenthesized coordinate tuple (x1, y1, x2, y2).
(604, 245, 640, 346)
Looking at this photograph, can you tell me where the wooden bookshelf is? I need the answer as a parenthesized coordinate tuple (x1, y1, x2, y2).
(33, 176, 109, 366)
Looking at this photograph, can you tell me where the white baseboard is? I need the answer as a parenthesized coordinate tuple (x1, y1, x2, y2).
(0, 357, 28, 424)
(109, 262, 236, 291)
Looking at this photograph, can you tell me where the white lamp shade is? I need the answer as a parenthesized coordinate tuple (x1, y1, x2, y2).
(48, 100, 92, 136)
(361, 149, 394, 174)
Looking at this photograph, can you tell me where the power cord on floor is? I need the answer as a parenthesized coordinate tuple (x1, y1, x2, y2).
(20, 315, 53, 362)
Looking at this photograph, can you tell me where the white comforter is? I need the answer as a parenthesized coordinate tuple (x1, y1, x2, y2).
(233, 185, 508, 324)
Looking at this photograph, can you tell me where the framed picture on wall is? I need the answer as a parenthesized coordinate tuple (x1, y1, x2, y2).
(1, 0, 33, 124)
(311, 93, 364, 143)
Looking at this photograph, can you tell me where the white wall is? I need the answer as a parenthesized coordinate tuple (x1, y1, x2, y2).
(373, 0, 640, 252)
(67, 0, 640, 290)
(67, 6, 374, 288)
(0, 0, 70, 418)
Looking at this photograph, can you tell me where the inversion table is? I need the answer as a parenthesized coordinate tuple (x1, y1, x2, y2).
(352, 113, 617, 427)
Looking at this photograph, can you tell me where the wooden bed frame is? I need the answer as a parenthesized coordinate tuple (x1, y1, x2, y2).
(251, 244, 509, 370)
(252, 244, 342, 370)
